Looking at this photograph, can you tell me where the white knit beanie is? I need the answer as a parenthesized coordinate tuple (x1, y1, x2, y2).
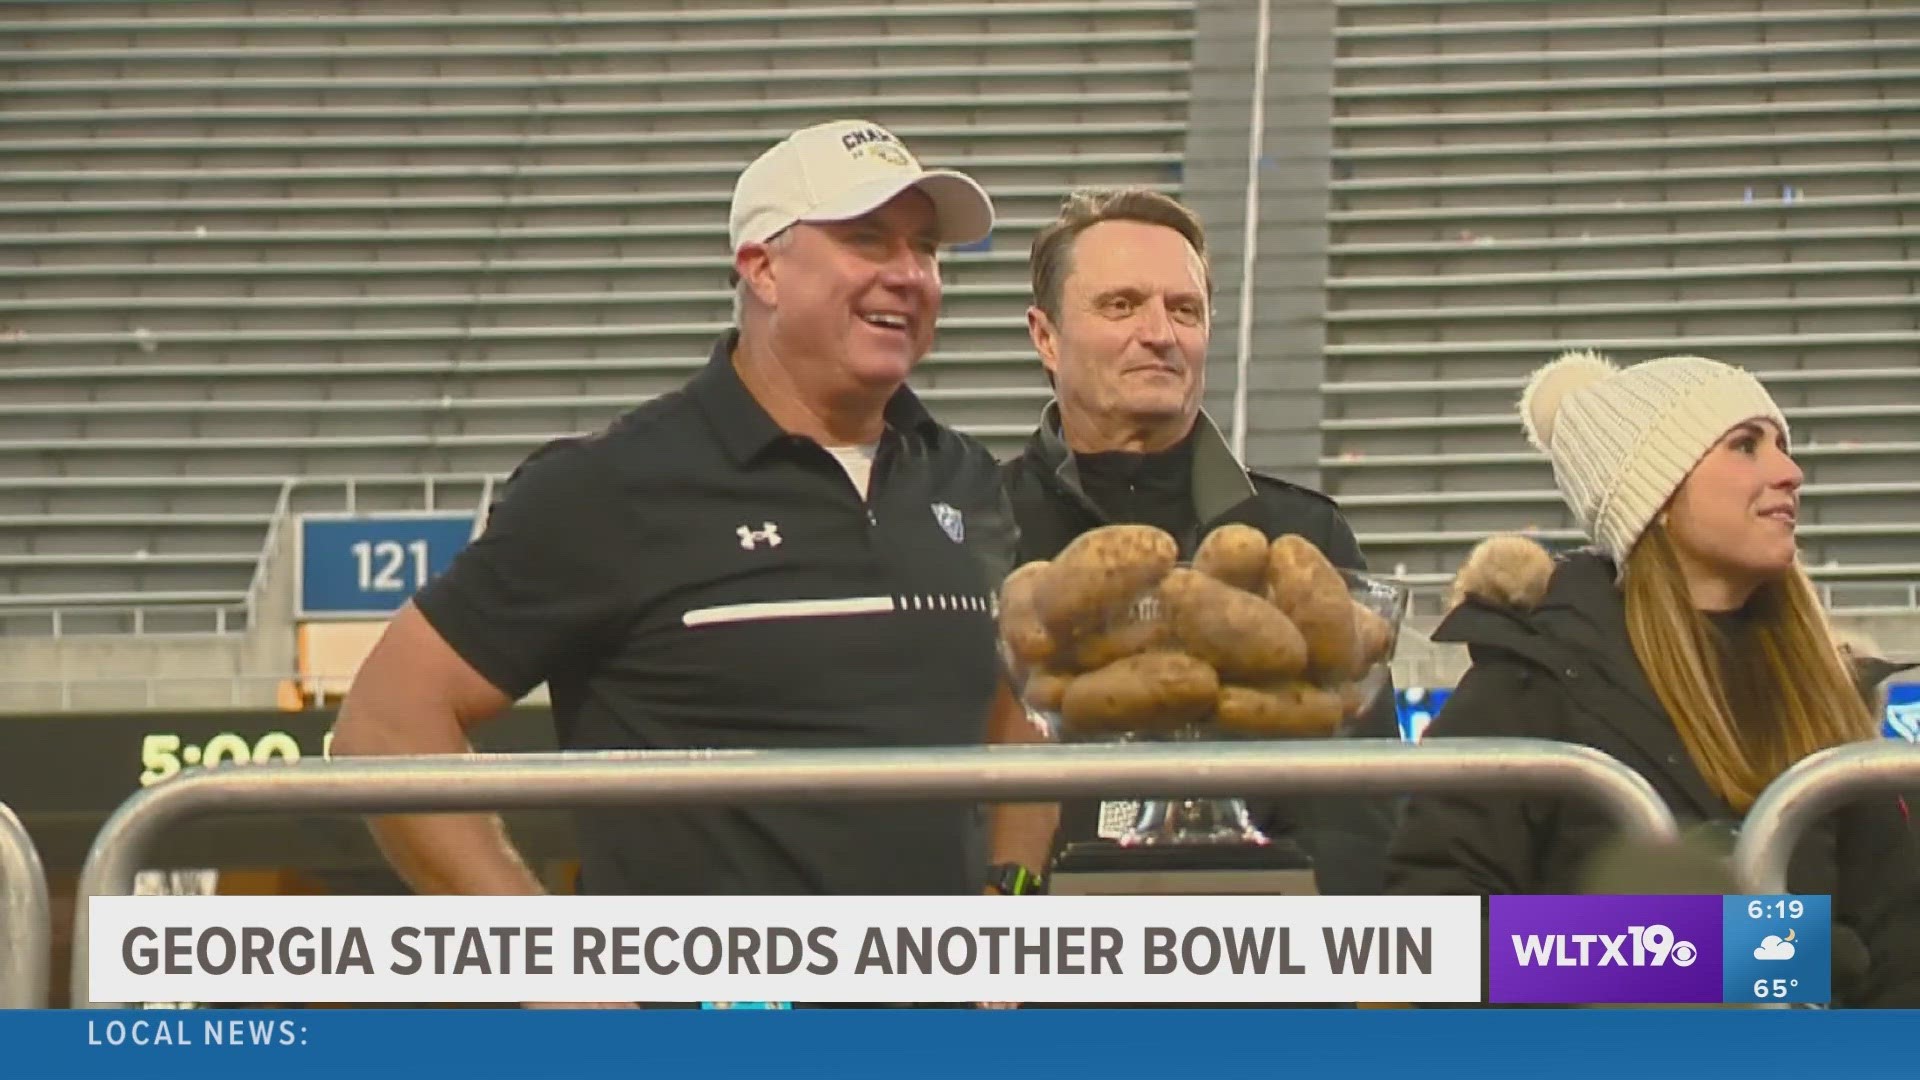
(1520, 350, 1789, 565)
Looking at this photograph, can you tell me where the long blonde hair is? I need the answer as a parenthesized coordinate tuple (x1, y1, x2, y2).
(1623, 525, 1873, 811)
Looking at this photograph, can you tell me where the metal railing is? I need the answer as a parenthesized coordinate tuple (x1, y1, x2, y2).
(5, 473, 499, 639)
(1394, 568, 1920, 620)
(0, 672, 299, 713)
(238, 479, 295, 628)
(0, 669, 557, 714)
(1732, 742, 1920, 895)
(0, 598, 251, 639)
(71, 738, 1679, 1007)
(0, 801, 50, 1009)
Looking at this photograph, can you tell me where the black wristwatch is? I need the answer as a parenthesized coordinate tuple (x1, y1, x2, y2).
(986, 862, 1045, 896)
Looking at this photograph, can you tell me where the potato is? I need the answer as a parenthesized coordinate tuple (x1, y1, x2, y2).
(1061, 609, 1169, 672)
(1023, 668, 1071, 712)
(1160, 567, 1307, 682)
(1297, 595, 1362, 683)
(1193, 523, 1269, 594)
(997, 560, 1058, 665)
(1265, 534, 1342, 615)
(1032, 524, 1178, 635)
(1266, 535, 1360, 682)
(1354, 602, 1394, 669)
(1060, 651, 1219, 734)
(1215, 683, 1346, 737)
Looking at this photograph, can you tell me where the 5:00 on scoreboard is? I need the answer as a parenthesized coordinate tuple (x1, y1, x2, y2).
(138, 731, 337, 787)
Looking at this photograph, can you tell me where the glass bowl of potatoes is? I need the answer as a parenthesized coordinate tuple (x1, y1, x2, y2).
(997, 522, 1408, 848)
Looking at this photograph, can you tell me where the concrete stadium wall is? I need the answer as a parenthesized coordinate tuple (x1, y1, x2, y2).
(1184, 0, 1334, 483)
(0, 525, 299, 714)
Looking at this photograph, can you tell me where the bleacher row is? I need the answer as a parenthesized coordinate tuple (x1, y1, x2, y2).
(1, 0, 1917, 651)
(1323, 0, 1920, 592)
(0, 0, 1190, 634)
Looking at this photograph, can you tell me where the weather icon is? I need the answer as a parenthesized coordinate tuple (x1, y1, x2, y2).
(1754, 929, 1797, 961)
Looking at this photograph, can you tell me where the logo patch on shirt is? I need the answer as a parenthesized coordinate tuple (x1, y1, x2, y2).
(930, 502, 964, 543)
(736, 522, 782, 550)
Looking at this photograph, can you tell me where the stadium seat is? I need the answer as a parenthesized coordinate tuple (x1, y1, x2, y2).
(0, 0, 1194, 643)
(1324, 0, 1920, 578)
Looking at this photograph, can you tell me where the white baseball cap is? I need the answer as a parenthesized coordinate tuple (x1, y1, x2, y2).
(728, 119, 995, 251)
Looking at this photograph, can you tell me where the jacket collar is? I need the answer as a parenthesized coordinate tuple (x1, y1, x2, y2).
(1025, 400, 1257, 526)
(1435, 539, 1725, 815)
(691, 329, 942, 467)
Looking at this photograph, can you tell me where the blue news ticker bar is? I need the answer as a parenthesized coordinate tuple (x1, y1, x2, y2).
(20, 1008, 1916, 1080)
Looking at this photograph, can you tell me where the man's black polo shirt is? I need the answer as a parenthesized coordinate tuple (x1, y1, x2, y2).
(412, 331, 1017, 897)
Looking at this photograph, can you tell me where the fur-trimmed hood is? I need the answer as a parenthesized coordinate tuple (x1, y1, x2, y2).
(1426, 534, 1902, 821)
(1441, 533, 1917, 706)
(1446, 533, 1559, 615)
(1429, 537, 1642, 711)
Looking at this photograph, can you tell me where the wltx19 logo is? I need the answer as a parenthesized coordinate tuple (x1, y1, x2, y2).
(1510, 923, 1699, 968)
(1488, 895, 1723, 1004)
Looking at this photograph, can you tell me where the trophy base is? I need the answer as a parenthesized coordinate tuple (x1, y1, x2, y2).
(1048, 838, 1319, 896)
(1115, 796, 1266, 848)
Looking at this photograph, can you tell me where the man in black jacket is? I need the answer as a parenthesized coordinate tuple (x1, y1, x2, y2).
(1001, 187, 1402, 896)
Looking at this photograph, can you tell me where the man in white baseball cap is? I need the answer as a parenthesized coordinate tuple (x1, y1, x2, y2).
(729, 118, 995, 252)
(721, 117, 1006, 450)
(331, 116, 1055, 1009)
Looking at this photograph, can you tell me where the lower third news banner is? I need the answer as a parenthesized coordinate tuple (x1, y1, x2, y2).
(89, 895, 1482, 1005)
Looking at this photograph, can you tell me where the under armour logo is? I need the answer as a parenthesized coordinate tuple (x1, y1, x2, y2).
(737, 522, 782, 550)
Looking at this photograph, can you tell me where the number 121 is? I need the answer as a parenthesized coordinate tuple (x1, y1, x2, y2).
(351, 540, 430, 592)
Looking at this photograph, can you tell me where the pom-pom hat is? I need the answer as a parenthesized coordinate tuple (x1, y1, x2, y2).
(1519, 349, 1790, 565)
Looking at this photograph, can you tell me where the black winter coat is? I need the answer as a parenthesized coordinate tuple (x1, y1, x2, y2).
(1385, 545, 1920, 1008)
(1002, 409, 1401, 896)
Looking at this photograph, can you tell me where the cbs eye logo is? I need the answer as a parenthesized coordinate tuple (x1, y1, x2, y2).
(1637, 924, 1699, 967)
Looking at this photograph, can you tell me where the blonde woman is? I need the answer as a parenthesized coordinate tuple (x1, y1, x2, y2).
(1386, 350, 1920, 1008)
